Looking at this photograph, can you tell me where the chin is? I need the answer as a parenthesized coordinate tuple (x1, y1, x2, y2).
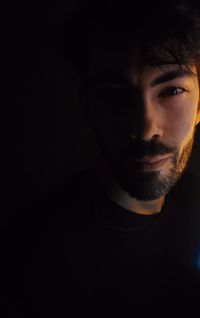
(117, 173, 173, 201)
(109, 162, 187, 201)
(102, 132, 195, 201)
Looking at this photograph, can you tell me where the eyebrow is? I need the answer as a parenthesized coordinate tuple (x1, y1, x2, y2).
(150, 69, 192, 87)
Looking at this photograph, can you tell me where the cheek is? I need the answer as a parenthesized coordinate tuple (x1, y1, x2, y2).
(88, 100, 119, 149)
(89, 97, 129, 140)
(163, 97, 198, 147)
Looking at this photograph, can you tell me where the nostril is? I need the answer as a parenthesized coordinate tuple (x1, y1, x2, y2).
(130, 132, 160, 141)
(130, 118, 163, 141)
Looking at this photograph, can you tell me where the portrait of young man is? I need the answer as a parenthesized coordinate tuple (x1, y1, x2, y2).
(6, 0, 200, 317)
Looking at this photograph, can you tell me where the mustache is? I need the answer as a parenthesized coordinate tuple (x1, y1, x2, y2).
(121, 138, 176, 159)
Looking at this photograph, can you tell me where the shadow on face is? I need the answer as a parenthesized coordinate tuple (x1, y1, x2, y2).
(84, 46, 200, 200)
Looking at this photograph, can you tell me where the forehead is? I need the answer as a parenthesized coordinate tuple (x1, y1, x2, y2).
(89, 46, 139, 78)
(88, 47, 148, 88)
(88, 46, 171, 80)
(88, 46, 197, 84)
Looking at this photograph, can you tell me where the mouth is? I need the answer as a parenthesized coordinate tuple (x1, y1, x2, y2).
(134, 155, 171, 163)
(128, 155, 172, 171)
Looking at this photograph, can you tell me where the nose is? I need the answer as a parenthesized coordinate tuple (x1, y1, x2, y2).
(130, 96, 163, 141)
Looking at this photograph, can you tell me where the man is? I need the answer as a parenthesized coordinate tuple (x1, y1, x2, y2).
(8, 1, 200, 317)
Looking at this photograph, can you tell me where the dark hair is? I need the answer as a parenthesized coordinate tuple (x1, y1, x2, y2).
(63, 0, 200, 79)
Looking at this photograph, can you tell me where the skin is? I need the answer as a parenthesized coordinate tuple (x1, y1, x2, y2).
(82, 46, 200, 215)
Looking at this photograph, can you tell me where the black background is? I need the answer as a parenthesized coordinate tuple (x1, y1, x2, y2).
(3, 0, 200, 213)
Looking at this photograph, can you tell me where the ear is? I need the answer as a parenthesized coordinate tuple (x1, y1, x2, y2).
(196, 100, 200, 126)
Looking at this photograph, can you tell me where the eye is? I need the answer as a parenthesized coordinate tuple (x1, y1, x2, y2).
(159, 87, 187, 98)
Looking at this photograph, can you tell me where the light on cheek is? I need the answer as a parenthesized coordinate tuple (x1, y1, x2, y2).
(196, 107, 200, 125)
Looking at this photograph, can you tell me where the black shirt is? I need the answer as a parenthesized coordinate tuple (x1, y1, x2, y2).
(6, 168, 200, 317)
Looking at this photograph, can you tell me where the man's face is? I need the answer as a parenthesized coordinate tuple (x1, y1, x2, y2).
(85, 47, 200, 201)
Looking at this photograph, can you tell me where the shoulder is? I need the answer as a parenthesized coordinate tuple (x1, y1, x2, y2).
(8, 168, 96, 238)
(29, 168, 96, 221)
(43, 167, 96, 211)
(7, 169, 96, 263)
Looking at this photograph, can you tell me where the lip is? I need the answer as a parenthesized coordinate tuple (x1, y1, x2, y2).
(129, 155, 172, 171)
(134, 155, 171, 164)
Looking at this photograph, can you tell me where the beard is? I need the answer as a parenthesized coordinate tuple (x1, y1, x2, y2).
(94, 129, 196, 201)
(108, 138, 194, 201)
